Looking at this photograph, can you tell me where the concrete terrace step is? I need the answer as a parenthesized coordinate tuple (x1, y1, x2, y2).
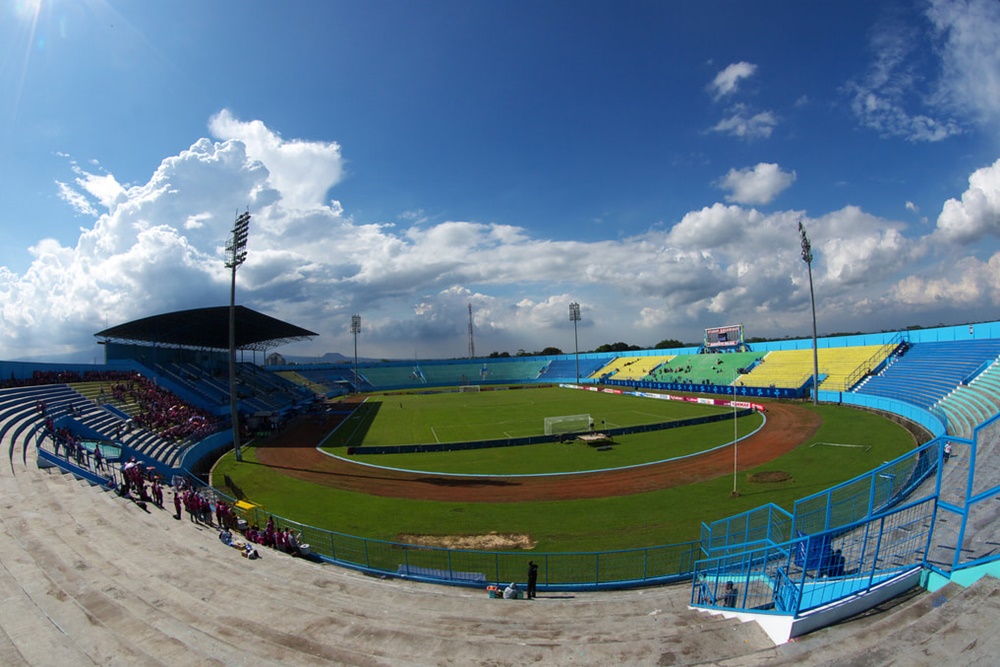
(20, 470, 342, 665)
(812, 577, 1000, 667)
(6, 463, 776, 666)
(714, 578, 1000, 667)
(0, 467, 156, 666)
(10, 475, 232, 665)
(0, 471, 81, 667)
(37, 471, 654, 633)
(4, 442, 997, 665)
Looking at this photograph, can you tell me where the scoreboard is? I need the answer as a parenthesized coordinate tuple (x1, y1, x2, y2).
(704, 324, 744, 349)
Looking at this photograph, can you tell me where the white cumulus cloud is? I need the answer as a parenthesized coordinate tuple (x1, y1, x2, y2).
(933, 158, 1000, 244)
(719, 163, 796, 205)
(710, 107, 777, 140)
(3, 113, 1000, 361)
(209, 109, 344, 210)
(709, 62, 757, 100)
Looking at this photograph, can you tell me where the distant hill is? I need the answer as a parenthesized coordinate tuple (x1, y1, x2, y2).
(279, 352, 384, 365)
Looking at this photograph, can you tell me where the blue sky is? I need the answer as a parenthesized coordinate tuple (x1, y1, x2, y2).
(2, 0, 1000, 362)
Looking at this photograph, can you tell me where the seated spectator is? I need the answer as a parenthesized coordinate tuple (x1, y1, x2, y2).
(503, 582, 520, 599)
(219, 529, 233, 546)
(723, 581, 738, 607)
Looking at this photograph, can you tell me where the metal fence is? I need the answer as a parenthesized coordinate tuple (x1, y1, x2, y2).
(693, 496, 934, 616)
(225, 496, 701, 590)
(701, 503, 793, 558)
(792, 440, 938, 537)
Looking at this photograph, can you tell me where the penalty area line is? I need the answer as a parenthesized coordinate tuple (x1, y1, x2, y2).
(430, 427, 440, 444)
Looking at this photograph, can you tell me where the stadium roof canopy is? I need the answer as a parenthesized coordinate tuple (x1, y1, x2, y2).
(94, 306, 318, 352)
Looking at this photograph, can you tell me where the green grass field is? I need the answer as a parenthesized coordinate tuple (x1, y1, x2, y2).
(213, 398, 917, 552)
(334, 387, 732, 445)
(334, 387, 760, 474)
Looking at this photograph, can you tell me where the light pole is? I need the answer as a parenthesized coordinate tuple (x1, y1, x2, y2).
(732, 383, 739, 497)
(226, 210, 251, 461)
(569, 302, 581, 384)
(799, 220, 819, 406)
(351, 315, 361, 394)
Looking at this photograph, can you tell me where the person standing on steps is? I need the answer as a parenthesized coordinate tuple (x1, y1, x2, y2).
(527, 560, 539, 599)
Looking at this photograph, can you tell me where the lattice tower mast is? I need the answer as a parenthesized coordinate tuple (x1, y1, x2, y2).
(468, 303, 475, 359)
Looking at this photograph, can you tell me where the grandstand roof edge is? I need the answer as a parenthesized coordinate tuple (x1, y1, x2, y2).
(94, 306, 318, 352)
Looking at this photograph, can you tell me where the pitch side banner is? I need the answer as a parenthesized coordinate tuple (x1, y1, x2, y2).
(559, 384, 764, 412)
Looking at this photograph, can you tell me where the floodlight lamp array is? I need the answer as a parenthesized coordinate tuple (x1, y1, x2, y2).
(225, 211, 251, 269)
(798, 220, 812, 264)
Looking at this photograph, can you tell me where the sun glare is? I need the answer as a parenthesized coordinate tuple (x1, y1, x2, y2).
(13, 0, 43, 22)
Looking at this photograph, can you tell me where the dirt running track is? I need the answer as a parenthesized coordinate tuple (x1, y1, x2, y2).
(254, 400, 820, 503)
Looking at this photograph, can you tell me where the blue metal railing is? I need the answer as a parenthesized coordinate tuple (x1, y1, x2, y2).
(692, 496, 935, 616)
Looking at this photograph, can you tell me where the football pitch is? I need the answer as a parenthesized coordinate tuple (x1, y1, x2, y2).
(218, 394, 918, 552)
(330, 387, 760, 475)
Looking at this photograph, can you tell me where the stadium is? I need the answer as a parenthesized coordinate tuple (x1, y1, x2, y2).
(2, 308, 999, 665)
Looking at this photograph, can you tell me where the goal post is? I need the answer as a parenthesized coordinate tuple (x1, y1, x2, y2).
(458, 385, 481, 393)
(544, 414, 592, 435)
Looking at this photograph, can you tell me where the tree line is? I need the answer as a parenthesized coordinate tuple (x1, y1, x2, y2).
(487, 338, 691, 358)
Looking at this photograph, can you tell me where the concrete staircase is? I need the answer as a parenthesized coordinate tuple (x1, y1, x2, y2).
(714, 577, 1000, 667)
(0, 441, 778, 665)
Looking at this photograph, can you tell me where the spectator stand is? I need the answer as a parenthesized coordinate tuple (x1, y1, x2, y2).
(94, 305, 319, 444)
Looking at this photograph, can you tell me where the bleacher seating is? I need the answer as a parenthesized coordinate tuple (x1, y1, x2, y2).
(856, 341, 1000, 410)
(236, 363, 314, 413)
(157, 362, 229, 407)
(419, 361, 514, 385)
(813, 345, 894, 391)
(934, 361, 1000, 438)
(591, 355, 672, 382)
(473, 359, 547, 383)
(538, 357, 607, 381)
(300, 359, 550, 391)
(274, 369, 340, 397)
(351, 364, 426, 389)
(733, 350, 815, 389)
(293, 366, 367, 393)
(734, 345, 888, 391)
(647, 351, 764, 386)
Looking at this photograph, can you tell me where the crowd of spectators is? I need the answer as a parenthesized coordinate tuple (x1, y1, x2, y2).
(46, 418, 98, 468)
(176, 483, 305, 560)
(177, 484, 218, 524)
(103, 374, 220, 441)
(2, 369, 144, 389)
(240, 515, 303, 555)
(17, 368, 309, 566)
(5, 369, 222, 443)
(120, 457, 165, 507)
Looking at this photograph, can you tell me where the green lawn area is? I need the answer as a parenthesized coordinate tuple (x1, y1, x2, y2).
(212, 401, 917, 553)
(333, 387, 733, 447)
(339, 389, 761, 474)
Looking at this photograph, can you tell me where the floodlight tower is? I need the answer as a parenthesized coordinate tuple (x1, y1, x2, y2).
(569, 302, 581, 384)
(468, 303, 475, 359)
(799, 220, 819, 406)
(226, 210, 251, 462)
(732, 383, 739, 497)
(351, 315, 361, 394)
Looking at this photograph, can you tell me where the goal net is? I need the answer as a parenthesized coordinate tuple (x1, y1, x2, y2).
(544, 414, 592, 435)
(458, 385, 481, 393)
